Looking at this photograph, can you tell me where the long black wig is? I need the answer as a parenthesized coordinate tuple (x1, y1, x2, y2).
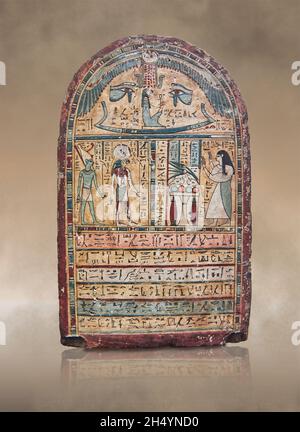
(216, 150, 235, 175)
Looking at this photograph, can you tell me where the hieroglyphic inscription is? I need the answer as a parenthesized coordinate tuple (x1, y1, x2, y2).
(76, 249, 235, 266)
(76, 232, 235, 249)
(78, 314, 235, 333)
(77, 281, 235, 300)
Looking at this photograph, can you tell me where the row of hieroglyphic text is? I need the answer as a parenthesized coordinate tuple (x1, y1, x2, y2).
(78, 314, 235, 333)
(76, 231, 235, 249)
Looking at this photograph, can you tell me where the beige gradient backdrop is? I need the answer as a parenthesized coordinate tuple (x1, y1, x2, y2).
(0, 0, 300, 411)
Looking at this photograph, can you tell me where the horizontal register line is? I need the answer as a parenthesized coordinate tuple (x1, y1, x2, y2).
(76, 279, 235, 285)
(76, 263, 235, 269)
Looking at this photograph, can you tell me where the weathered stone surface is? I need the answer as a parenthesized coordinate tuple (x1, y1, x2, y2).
(58, 35, 251, 349)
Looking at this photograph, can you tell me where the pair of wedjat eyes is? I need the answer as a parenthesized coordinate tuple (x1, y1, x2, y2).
(109, 83, 193, 106)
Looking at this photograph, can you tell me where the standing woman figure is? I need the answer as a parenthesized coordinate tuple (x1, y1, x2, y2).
(202, 150, 235, 227)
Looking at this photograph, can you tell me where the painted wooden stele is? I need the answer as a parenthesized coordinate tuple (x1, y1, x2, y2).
(58, 36, 251, 349)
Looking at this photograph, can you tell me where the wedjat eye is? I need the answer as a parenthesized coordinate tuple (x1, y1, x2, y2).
(109, 83, 136, 102)
(169, 83, 193, 106)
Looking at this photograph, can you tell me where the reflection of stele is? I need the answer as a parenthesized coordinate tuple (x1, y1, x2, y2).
(111, 159, 139, 226)
(61, 346, 250, 380)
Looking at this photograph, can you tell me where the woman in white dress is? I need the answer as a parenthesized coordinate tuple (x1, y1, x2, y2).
(202, 150, 234, 227)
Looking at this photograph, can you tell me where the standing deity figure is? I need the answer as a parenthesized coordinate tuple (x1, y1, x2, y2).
(112, 158, 140, 225)
(77, 158, 105, 224)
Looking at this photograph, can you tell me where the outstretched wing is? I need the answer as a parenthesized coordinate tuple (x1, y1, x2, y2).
(78, 82, 102, 117)
(77, 58, 140, 117)
(157, 58, 232, 118)
(200, 76, 232, 118)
